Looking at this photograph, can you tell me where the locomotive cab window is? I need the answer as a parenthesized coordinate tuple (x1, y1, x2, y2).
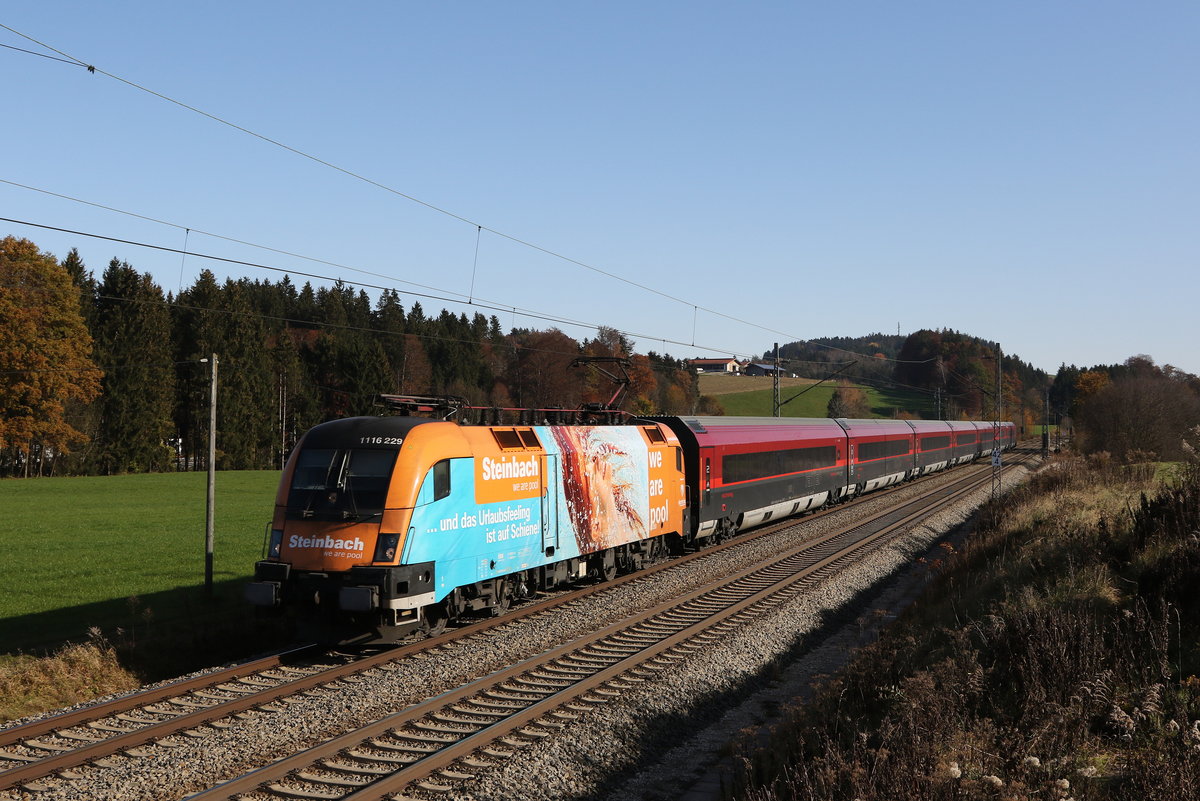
(433, 459, 451, 501)
(287, 448, 396, 520)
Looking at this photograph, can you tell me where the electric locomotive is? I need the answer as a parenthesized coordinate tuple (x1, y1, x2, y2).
(245, 410, 687, 639)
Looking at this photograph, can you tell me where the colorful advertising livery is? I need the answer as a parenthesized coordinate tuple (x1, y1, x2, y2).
(246, 415, 687, 638)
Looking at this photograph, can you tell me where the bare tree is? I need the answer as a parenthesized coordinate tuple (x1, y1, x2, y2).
(1076, 358, 1200, 461)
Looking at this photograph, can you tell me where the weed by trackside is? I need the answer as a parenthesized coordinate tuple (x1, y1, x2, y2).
(731, 457, 1200, 801)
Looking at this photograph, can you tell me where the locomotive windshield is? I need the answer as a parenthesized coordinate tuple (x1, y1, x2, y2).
(287, 448, 397, 520)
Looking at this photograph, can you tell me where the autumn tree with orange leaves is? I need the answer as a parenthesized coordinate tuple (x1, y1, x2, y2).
(0, 236, 101, 476)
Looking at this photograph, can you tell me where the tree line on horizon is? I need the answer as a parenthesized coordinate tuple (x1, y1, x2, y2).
(773, 328, 1200, 462)
(4, 234, 1198, 477)
(0, 236, 708, 477)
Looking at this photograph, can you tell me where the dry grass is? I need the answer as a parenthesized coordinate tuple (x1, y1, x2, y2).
(0, 632, 140, 724)
(0, 613, 295, 726)
(731, 455, 1200, 801)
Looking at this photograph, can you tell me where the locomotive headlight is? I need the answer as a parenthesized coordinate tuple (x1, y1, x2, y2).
(374, 532, 400, 563)
(266, 527, 284, 559)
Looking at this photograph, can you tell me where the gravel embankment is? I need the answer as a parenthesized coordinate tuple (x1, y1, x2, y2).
(0, 460, 1034, 801)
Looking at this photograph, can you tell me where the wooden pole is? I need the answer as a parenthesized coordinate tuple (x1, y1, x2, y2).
(204, 354, 218, 596)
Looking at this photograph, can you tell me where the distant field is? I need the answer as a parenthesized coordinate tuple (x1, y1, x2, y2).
(696, 374, 820, 397)
(0, 471, 280, 652)
(698, 374, 933, 418)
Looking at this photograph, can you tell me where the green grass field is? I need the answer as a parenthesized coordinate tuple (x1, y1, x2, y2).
(711, 382, 935, 418)
(0, 471, 280, 654)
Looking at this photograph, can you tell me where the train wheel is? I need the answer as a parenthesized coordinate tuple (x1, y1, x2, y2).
(420, 602, 448, 637)
(594, 550, 618, 582)
(492, 578, 512, 617)
(647, 537, 667, 564)
(602, 558, 618, 582)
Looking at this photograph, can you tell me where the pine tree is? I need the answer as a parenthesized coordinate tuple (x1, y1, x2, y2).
(269, 326, 317, 467)
(373, 289, 407, 394)
(56, 249, 103, 474)
(93, 259, 176, 473)
(174, 270, 225, 470)
(213, 279, 274, 469)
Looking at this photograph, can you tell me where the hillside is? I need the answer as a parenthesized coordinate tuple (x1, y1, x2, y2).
(698, 374, 934, 419)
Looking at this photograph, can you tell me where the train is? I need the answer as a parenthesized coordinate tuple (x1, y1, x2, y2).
(245, 401, 1015, 640)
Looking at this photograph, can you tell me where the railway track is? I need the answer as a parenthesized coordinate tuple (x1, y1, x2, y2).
(0, 452, 1033, 799)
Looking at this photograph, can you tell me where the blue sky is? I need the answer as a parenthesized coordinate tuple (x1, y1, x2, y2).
(3, 2, 1197, 376)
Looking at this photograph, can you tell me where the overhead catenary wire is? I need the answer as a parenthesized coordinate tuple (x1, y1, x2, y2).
(0, 25, 776, 331)
(0, 290, 591, 376)
(4, 215, 772, 369)
(2, 179, 710, 355)
(177, 227, 190, 295)
(0, 40, 77, 66)
(0, 178, 473, 303)
(0, 215, 766, 361)
(3, 177, 937, 369)
(0, 359, 203, 376)
(468, 225, 481, 304)
(0, 25, 936, 368)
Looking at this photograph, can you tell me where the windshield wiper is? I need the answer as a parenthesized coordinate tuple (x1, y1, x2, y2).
(342, 471, 361, 520)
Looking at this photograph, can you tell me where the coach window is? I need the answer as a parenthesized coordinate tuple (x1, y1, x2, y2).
(433, 459, 451, 501)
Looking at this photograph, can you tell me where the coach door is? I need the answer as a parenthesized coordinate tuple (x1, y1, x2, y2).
(541, 453, 559, 556)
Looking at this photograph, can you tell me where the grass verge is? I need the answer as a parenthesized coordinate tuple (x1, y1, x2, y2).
(0, 633, 140, 723)
(0, 471, 299, 723)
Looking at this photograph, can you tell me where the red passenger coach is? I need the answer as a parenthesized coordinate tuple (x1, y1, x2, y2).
(974, 421, 996, 456)
(837, 418, 916, 493)
(641, 414, 1015, 552)
(947, 421, 982, 465)
(652, 417, 848, 544)
(907, 420, 956, 475)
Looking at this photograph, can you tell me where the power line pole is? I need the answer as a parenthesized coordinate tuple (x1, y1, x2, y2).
(772, 342, 780, 417)
(992, 343, 1001, 499)
(202, 353, 218, 597)
(1043, 390, 1050, 457)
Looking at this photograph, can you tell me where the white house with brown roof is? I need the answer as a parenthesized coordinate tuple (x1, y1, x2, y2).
(689, 358, 742, 374)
